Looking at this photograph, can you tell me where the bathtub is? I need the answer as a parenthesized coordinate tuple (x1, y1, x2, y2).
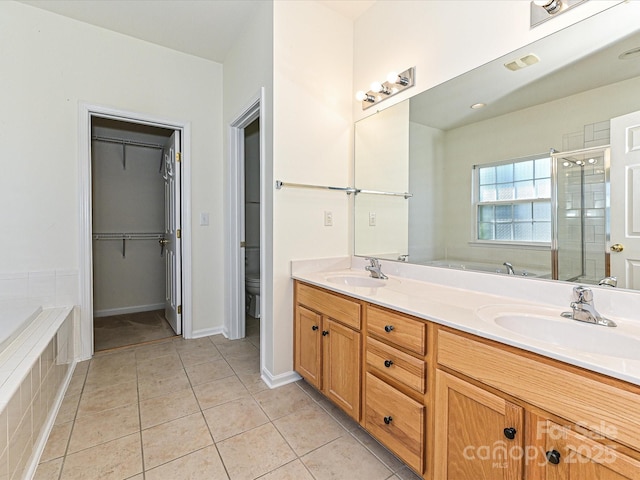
(0, 301, 75, 479)
(422, 259, 551, 278)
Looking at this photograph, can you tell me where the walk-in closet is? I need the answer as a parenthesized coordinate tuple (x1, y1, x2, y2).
(91, 117, 178, 351)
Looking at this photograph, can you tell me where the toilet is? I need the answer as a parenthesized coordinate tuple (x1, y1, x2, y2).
(245, 247, 260, 318)
(245, 272, 260, 318)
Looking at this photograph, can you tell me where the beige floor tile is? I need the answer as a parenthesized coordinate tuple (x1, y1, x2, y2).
(137, 371, 191, 401)
(274, 404, 345, 456)
(208, 334, 235, 346)
(185, 358, 234, 386)
(145, 445, 228, 480)
(174, 337, 214, 350)
(84, 360, 138, 392)
(65, 374, 86, 398)
(126, 475, 143, 480)
(33, 458, 63, 480)
(60, 433, 142, 480)
(192, 375, 250, 410)
(134, 341, 177, 362)
(217, 423, 295, 480)
(216, 341, 259, 359)
(236, 371, 269, 394)
(40, 422, 72, 462)
(253, 383, 315, 421)
(141, 412, 213, 470)
(296, 380, 325, 403)
(67, 403, 140, 454)
(226, 354, 260, 374)
(139, 387, 200, 429)
(258, 459, 315, 480)
(76, 380, 138, 418)
(136, 354, 185, 380)
(54, 393, 80, 425)
(178, 344, 221, 367)
(301, 435, 392, 480)
(72, 360, 90, 377)
(351, 426, 406, 472)
(90, 350, 136, 369)
(202, 397, 269, 442)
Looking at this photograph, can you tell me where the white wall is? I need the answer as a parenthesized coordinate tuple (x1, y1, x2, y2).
(271, 0, 354, 377)
(0, 2, 223, 345)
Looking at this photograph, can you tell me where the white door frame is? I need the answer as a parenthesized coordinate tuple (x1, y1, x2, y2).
(78, 102, 193, 359)
(226, 90, 263, 341)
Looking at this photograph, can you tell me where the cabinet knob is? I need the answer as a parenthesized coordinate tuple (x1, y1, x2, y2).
(311, 325, 319, 331)
(546, 450, 561, 465)
(383, 416, 393, 425)
(503, 427, 517, 440)
(384, 325, 394, 333)
(384, 360, 394, 368)
(322, 330, 329, 336)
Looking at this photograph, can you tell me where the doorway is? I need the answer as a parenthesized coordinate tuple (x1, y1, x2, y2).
(90, 117, 181, 351)
(79, 103, 192, 359)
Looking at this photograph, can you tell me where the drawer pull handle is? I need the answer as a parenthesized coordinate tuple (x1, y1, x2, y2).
(503, 427, 517, 440)
(311, 325, 319, 331)
(384, 325, 394, 333)
(383, 416, 393, 425)
(384, 360, 394, 368)
(546, 450, 561, 465)
(322, 330, 329, 336)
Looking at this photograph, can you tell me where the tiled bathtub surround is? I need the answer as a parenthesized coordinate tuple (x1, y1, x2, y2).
(0, 271, 78, 308)
(0, 307, 74, 480)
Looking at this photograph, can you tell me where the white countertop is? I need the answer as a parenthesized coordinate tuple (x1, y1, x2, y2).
(291, 257, 640, 387)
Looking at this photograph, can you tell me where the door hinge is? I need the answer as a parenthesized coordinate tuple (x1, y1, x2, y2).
(177, 229, 181, 239)
(177, 305, 182, 315)
(176, 152, 181, 163)
(240, 241, 246, 248)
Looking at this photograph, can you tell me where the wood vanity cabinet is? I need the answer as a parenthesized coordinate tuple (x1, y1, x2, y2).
(294, 281, 362, 420)
(363, 304, 432, 476)
(435, 327, 640, 480)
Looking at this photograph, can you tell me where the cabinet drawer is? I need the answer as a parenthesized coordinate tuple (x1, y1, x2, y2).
(296, 282, 361, 330)
(367, 305, 426, 355)
(366, 337, 426, 394)
(365, 372, 424, 473)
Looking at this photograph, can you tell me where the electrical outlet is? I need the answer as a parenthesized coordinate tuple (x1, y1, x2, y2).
(324, 211, 333, 226)
(369, 211, 376, 226)
(200, 212, 210, 226)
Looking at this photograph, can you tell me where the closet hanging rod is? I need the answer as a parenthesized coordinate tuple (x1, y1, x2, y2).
(92, 233, 165, 241)
(275, 181, 412, 199)
(91, 135, 164, 150)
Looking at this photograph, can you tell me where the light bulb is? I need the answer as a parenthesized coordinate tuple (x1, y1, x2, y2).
(370, 81, 383, 93)
(386, 72, 399, 84)
(355, 91, 367, 101)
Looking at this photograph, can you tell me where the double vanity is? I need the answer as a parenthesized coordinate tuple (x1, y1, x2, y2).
(292, 257, 640, 480)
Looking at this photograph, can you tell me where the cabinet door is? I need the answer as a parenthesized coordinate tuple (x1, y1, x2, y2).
(323, 318, 361, 420)
(294, 305, 322, 389)
(543, 421, 640, 480)
(434, 370, 524, 480)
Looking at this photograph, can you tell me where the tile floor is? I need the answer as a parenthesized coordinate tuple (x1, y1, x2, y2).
(34, 318, 421, 480)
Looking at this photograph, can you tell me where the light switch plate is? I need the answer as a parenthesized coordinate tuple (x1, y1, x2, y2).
(200, 212, 210, 226)
(324, 211, 333, 226)
(369, 212, 376, 226)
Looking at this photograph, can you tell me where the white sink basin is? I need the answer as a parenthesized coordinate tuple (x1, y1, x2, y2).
(476, 305, 640, 360)
(325, 274, 389, 288)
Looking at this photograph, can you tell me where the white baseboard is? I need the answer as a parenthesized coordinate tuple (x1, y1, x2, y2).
(94, 303, 164, 318)
(261, 367, 301, 389)
(189, 325, 225, 340)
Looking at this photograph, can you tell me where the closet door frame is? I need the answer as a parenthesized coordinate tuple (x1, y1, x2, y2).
(78, 103, 192, 360)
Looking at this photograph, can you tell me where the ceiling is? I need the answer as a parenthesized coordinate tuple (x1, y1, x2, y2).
(20, 0, 375, 64)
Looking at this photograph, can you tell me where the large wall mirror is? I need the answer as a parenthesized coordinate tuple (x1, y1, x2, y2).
(354, 3, 640, 290)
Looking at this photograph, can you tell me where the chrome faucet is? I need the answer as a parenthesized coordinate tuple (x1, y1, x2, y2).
(365, 258, 388, 279)
(561, 286, 617, 327)
(503, 262, 515, 275)
(598, 276, 617, 288)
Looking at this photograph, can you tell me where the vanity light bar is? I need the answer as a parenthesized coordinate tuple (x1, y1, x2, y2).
(530, 0, 588, 28)
(356, 67, 415, 110)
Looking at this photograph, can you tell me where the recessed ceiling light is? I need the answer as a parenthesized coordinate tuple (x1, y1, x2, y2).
(470, 103, 486, 109)
(619, 46, 640, 60)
